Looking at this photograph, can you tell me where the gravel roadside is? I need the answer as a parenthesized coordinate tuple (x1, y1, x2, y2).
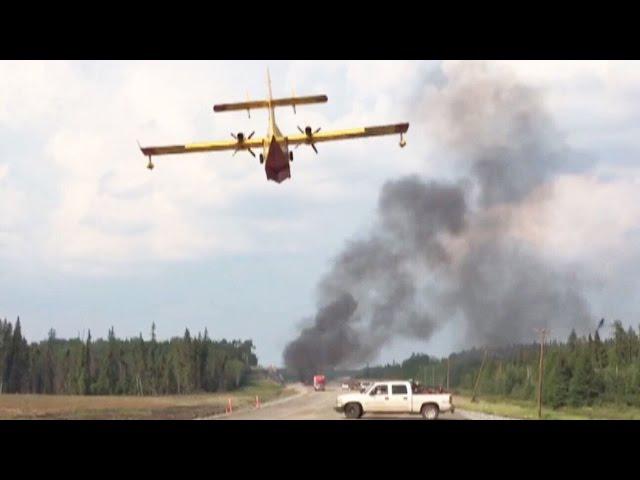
(456, 409, 517, 420)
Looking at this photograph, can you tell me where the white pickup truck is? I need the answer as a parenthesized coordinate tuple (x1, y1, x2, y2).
(334, 380, 454, 420)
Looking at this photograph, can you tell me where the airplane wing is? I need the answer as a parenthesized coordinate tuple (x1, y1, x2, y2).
(286, 123, 409, 147)
(140, 137, 264, 157)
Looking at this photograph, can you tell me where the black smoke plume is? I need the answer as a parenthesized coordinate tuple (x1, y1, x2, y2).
(284, 62, 590, 378)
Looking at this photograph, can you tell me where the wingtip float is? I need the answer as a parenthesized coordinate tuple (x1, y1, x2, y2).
(139, 70, 409, 183)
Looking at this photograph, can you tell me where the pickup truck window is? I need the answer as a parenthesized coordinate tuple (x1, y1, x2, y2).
(391, 384, 408, 395)
(371, 385, 388, 395)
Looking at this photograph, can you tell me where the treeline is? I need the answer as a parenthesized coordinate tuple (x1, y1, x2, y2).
(359, 321, 640, 409)
(0, 317, 257, 395)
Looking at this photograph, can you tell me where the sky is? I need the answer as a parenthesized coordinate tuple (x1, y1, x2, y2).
(1, 60, 640, 367)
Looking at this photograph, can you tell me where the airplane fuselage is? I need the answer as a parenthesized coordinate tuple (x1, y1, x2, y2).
(262, 74, 291, 183)
(263, 135, 290, 183)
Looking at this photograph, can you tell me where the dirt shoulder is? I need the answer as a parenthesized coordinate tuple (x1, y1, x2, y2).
(199, 383, 308, 420)
(0, 380, 294, 420)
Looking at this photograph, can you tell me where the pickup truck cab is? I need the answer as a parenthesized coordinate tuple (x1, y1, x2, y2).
(334, 380, 454, 420)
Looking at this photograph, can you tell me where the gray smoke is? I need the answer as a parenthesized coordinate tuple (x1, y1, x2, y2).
(284, 62, 590, 377)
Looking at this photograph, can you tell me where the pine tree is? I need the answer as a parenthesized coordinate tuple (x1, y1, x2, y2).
(625, 363, 640, 406)
(568, 349, 596, 407)
(43, 329, 57, 394)
(8, 317, 29, 393)
(545, 356, 571, 409)
(593, 330, 607, 369)
(148, 323, 158, 394)
(627, 326, 638, 364)
(30, 347, 44, 393)
(132, 333, 147, 395)
(61, 348, 72, 394)
(76, 331, 92, 395)
(95, 327, 119, 394)
(613, 320, 627, 367)
(568, 329, 578, 352)
(117, 346, 129, 395)
(0, 319, 13, 393)
(180, 328, 192, 393)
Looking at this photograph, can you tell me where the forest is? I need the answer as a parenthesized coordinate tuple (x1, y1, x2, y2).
(359, 321, 640, 409)
(0, 317, 257, 395)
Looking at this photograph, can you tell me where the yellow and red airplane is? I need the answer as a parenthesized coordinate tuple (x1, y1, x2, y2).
(139, 70, 409, 183)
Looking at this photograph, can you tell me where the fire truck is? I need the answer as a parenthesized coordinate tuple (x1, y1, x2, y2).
(313, 375, 326, 391)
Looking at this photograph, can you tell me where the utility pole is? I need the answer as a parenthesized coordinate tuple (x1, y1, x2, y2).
(471, 349, 488, 403)
(534, 328, 550, 420)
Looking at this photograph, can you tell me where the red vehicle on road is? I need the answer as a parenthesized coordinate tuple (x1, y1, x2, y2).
(313, 375, 326, 391)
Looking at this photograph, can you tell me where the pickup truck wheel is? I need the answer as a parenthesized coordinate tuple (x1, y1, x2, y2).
(344, 403, 362, 419)
(421, 404, 439, 420)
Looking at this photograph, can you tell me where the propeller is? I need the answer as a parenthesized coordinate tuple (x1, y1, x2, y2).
(231, 131, 254, 141)
(297, 125, 321, 136)
(231, 131, 256, 157)
(295, 125, 321, 154)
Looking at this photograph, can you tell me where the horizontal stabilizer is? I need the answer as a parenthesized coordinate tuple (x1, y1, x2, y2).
(271, 95, 328, 108)
(214, 95, 327, 113)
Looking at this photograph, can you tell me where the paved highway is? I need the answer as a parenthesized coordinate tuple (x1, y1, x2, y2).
(213, 383, 467, 420)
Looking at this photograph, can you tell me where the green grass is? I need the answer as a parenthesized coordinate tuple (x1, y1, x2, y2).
(455, 393, 640, 420)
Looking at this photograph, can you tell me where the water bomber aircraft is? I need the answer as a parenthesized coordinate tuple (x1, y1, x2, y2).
(139, 69, 409, 183)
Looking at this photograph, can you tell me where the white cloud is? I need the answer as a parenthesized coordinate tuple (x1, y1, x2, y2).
(0, 164, 27, 254)
(3, 60, 640, 278)
(1, 61, 423, 273)
(0, 61, 79, 128)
